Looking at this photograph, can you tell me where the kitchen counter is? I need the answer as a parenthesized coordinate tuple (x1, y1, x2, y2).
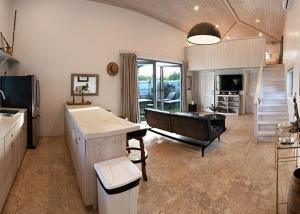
(65, 105, 140, 139)
(0, 108, 26, 138)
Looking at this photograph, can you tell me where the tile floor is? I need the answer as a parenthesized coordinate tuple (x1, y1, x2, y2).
(2, 114, 294, 214)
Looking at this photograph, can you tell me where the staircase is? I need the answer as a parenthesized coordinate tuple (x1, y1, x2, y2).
(256, 64, 288, 142)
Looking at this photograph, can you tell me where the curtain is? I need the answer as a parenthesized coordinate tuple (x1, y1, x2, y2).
(120, 53, 140, 123)
(182, 61, 188, 112)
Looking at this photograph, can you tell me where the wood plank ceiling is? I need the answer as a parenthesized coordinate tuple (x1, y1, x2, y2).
(90, 0, 285, 43)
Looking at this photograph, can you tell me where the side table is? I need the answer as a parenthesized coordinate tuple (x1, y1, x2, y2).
(204, 114, 226, 131)
(188, 104, 197, 112)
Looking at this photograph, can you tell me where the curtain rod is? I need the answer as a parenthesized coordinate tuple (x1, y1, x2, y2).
(119, 49, 184, 64)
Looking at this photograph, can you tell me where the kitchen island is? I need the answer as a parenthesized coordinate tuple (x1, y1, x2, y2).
(64, 105, 140, 208)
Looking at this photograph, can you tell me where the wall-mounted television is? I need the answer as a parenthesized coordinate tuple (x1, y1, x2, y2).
(216, 74, 243, 91)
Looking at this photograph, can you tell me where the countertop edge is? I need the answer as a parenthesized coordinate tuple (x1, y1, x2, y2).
(65, 105, 140, 139)
(0, 108, 27, 139)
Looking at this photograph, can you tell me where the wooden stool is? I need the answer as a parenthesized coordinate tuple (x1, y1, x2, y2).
(126, 129, 148, 181)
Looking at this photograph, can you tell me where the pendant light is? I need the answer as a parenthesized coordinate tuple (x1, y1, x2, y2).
(187, 22, 221, 45)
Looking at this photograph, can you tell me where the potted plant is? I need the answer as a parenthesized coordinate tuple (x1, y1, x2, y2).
(208, 104, 219, 118)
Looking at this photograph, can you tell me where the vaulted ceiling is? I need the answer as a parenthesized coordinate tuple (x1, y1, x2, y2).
(90, 0, 286, 43)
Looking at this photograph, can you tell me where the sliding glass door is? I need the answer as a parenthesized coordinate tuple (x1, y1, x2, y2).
(137, 60, 155, 121)
(137, 59, 182, 121)
(157, 63, 181, 112)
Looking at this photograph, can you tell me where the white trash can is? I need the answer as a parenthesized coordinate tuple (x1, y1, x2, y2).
(94, 156, 142, 214)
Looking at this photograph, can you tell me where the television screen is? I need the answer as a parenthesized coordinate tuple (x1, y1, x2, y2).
(216, 75, 243, 91)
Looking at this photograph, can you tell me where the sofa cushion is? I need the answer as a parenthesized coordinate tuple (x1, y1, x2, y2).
(144, 108, 172, 132)
(170, 112, 210, 141)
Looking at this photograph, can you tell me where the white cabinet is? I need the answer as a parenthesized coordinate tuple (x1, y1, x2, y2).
(0, 113, 27, 212)
(217, 95, 240, 115)
(70, 124, 77, 166)
(75, 132, 86, 201)
(4, 128, 18, 194)
(65, 112, 87, 203)
(0, 138, 5, 211)
(4, 119, 24, 196)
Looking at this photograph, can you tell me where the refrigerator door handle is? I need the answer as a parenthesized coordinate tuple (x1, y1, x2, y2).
(36, 79, 40, 110)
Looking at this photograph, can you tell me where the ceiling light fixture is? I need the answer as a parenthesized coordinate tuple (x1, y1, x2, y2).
(215, 24, 219, 28)
(259, 32, 263, 37)
(256, 19, 260, 23)
(187, 22, 221, 45)
(194, 5, 199, 11)
(226, 36, 230, 39)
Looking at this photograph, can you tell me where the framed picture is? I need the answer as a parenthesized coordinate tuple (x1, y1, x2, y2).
(78, 76, 89, 82)
(71, 74, 99, 96)
(187, 76, 192, 90)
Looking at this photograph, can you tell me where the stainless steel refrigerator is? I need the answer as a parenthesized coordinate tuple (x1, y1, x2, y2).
(0, 75, 40, 148)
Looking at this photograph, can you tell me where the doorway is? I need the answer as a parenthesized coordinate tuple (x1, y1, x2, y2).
(137, 59, 182, 121)
(200, 71, 215, 112)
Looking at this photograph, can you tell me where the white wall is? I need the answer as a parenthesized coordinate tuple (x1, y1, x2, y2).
(12, 0, 187, 136)
(283, 0, 300, 120)
(185, 38, 266, 71)
(0, 0, 12, 46)
(266, 43, 281, 64)
(0, 0, 13, 74)
(192, 68, 258, 114)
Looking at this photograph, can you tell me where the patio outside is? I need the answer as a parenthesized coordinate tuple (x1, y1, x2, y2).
(138, 63, 181, 121)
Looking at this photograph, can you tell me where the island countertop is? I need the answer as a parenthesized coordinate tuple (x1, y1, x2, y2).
(65, 105, 140, 139)
(0, 108, 26, 139)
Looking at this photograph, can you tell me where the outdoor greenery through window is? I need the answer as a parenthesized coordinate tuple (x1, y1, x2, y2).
(137, 59, 182, 121)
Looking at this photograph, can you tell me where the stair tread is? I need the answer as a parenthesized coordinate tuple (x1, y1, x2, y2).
(258, 112, 288, 115)
(263, 91, 286, 93)
(264, 64, 284, 67)
(263, 79, 286, 81)
(259, 104, 287, 107)
(262, 97, 287, 99)
(257, 121, 281, 125)
(263, 95, 286, 96)
(263, 84, 286, 86)
(260, 98, 287, 100)
(257, 130, 275, 136)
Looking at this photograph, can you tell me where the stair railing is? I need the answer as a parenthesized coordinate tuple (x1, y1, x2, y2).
(255, 54, 266, 105)
(254, 54, 266, 142)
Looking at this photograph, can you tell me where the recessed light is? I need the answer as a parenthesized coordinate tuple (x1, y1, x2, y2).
(259, 32, 263, 37)
(194, 5, 199, 11)
(226, 36, 230, 39)
(256, 19, 260, 23)
(215, 24, 219, 28)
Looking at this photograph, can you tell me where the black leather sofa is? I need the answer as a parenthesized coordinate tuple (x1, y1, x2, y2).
(144, 108, 226, 157)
